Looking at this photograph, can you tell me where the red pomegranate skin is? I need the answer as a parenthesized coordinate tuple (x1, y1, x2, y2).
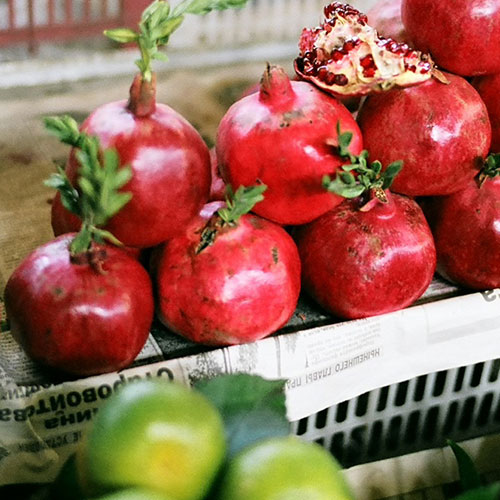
(473, 74, 500, 153)
(357, 73, 491, 197)
(154, 203, 301, 346)
(216, 67, 363, 226)
(4, 234, 154, 376)
(401, 0, 500, 76)
(208, 147, 226, 201)
(60, 100, 211, 248)
(424, 176, 500, 290)
(295, 192, 436, 320)
(367, 0, 409, 43)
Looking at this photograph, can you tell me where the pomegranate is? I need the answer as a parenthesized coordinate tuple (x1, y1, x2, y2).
(216, 64, 363, 226)
(357, 72, 491, 197)
(423, 156, 500, 290)
(294, 2, 445, 98)
(153, 186, 301, 346)
(209, 147, 226, 201)
(402, 0, 500, 77)
(367, 0, 408, 43)
(473, 74, 500, 153)
(4, 235, 153, 376)
(297, 142, 436, 320)
(51, 1, 249, 248)
(4, 132, 154, 376)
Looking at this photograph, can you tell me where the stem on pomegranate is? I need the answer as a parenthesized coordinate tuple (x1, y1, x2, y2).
(196, 184, 267, 254)
(478, 153, 500, 186)
(44, 116, 132, 257)
(323, 122, 403, 209)
(259, 64, 295, 108)
(104, 0, 250, 116)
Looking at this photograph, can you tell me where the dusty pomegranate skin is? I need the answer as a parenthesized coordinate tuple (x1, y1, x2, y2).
(402, 0, 500, 77)
(358, 73, 491, 197)
(216, 65, 363, 226)
(367, 0, 408, 43)
(473, 74, 500, 153)
(4, 234, 154, 376)
(153, 203, 301, 346)
(424, 177, 500, 290)
(295, 192, 436, 320)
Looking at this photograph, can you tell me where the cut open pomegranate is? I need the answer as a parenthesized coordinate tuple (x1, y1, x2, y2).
(294, 2, 445, 97)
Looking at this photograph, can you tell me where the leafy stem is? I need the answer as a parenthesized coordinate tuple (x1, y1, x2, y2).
(105, 0, 250, 82)
(218, 184, 267, 225)
(196, 184, 267, 254)
(44, 115, 132, 256)
(323, 122, 403, 205)
(479, 153, 500, 186)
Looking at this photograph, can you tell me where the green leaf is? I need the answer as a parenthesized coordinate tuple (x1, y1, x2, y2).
(381, 160, 403, 189)
(104, 28, 139, 43)
(453, 483, 500, 500)
(45, 115, 133, 254)
(483, 153, 500, 179)
(44, 168, 81, 217)
(152, 51, 169, 61)
(153, 15, 185, 41)
(177, 0, 250, 15)
(448, 440, 483, 492)
(43, 115, 81, 147)
(195, 374, 289, 458)
(218, 184, 267, 225)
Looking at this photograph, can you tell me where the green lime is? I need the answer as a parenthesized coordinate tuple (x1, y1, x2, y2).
(77, 379, 226, 500)
(217, 436, 354, 500)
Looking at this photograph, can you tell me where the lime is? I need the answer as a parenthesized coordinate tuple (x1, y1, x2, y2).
(217, 436, 354, 500)
(77, 379, 226, 500)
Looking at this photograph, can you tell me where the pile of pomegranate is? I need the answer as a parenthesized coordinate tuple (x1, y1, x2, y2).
(4, 0, 500, 377)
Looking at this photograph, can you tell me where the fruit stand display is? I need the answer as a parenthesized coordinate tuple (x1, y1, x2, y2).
(1, 0, 500, 498)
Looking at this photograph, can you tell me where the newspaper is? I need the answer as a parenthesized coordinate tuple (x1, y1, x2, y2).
(1, 279, 500, 486)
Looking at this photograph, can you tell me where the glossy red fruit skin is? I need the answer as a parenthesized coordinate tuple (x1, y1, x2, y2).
(401, 0, 500, 76)
(295, 192, 436, 320)
(4, 234, 154, 376)
(424, 177, 500, 290)
(358, 73, 491, 197)
(59, 100, 211, 248)
(208, 147, 226, 201)
(153, 203, 301, 346)
(216, 69, 363, 226)
(367, 0, 409, 43)
(473, 74, 500, 153)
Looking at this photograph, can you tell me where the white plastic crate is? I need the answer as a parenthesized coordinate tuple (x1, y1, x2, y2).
(292, 359, 500, 469)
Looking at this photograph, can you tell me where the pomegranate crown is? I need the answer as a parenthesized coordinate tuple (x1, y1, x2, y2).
(295, 1, 446, 97)
(323, 122, 403, 209)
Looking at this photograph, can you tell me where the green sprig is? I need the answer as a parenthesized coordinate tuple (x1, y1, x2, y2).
(105, 0, 249, 82)
(218, 184, 267, 225)
(323, 122, 403, 200)
(481, 153, 500, 181)
(196, 184, 267, 254)
(44, 115, 132, 255)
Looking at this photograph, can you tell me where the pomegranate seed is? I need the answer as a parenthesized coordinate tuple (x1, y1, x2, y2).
(331, 49, 345, 62)
(333, 74, 348, 86)
(317, 66, 329, 81)
(360, 54, 375, 69)
(363, 67, 376, 78)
